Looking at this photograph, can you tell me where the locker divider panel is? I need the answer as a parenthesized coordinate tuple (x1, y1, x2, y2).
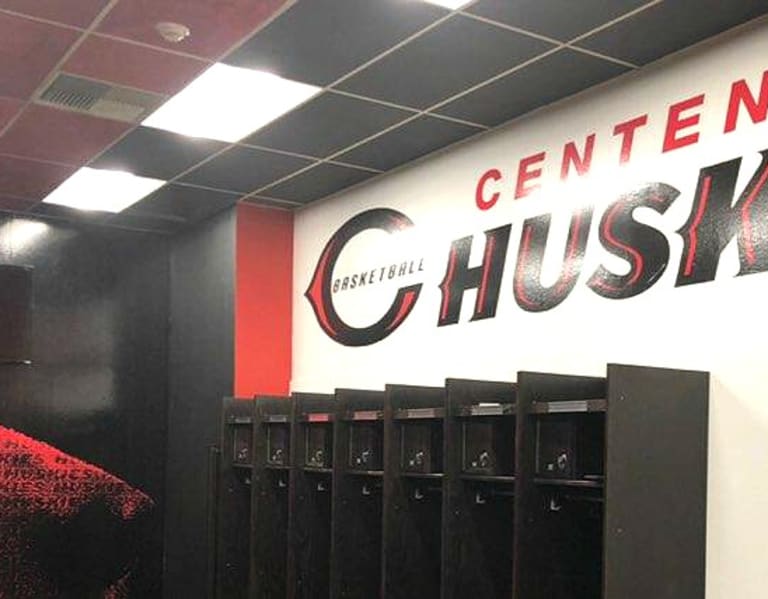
(603, 365, 708, 599)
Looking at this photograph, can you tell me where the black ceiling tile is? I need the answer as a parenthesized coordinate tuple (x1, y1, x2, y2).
(30, 202, 111, 224)
(336, 116, 482, 172)
(179, 146, 314, 193)
(335, 14, 554, 110)
(105, 213, 181, 234)
(244, 92, 412, 158)
(244, 197, 301, 210)
(261, 163, 377, 204)
(124, 183, 240, 225)
(222, 0, 447, 86)
(577, 1, 768, 65)
(90, 127, 227, 180)
(466, 0, 648, 41)
(437, 49, 629, 127)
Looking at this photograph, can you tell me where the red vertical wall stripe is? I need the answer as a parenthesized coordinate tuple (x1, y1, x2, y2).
(235, 203, 293, 397)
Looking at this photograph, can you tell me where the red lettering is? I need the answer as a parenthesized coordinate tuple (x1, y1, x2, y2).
(663, 95, 705, 153)
(515, 152, 546, 199)
(724, 71, 768, 133)
(613, 114, 648, 164)
(561, 134, 596, 179)
(476, 168, 502, 210)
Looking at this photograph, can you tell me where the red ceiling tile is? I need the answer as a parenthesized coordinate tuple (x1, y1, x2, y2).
(98, 0, 289, 59)
(0, 155, 74, 199)
(0, 194, 35, 211)
(0, 13, 79, 100)
(65, 35, 208, 95)
(0, 0, 110, 28)
(0, 96, 23, 129)
(0, 105, 131, 166)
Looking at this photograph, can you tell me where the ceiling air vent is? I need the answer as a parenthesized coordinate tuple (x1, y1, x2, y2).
(37, 73, 165, 123)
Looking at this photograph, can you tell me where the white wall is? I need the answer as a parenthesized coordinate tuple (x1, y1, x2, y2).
(293, 17, 768, 599)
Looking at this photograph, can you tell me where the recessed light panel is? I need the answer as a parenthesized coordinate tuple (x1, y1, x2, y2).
(422, 0, 471, 9)
(43, 167, 165, 213)
(143, 63, 321, 142)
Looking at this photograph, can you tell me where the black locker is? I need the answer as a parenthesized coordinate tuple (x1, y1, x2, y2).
(251, 396, 292, 599)
(214, 398, 254, 599)
(287, 393, 335, 599)
(382, 384, 445, 599)
(329, 389, 385, 599)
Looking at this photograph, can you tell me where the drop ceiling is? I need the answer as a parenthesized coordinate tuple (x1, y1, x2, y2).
(0, 0, 766, 233)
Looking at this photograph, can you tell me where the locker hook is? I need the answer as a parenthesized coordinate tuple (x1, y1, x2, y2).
(549, 496, 562, 512)
(474, 491, 487, 505)
(362, 483, 371, 496)
(414, 488, 425, 501)
(317, 481, 327, 492)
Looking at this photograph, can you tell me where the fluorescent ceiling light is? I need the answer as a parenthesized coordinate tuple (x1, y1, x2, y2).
(143, 63, 321, 142)
(422, 0, 471, 9)
(43, 168, 165, 213)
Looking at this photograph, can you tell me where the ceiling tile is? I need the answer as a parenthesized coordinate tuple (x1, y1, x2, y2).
(0, 194, 35, 212)
(337, 116, 482, 172)
(64, 35, 208, 96)
(0, 155, 75, 200)
(261, 163, 376, 204)
(91, 126, 226, 179)
(97, 0, 289, 59)
(180, 145, 313, 193)
(124, 183, 239, 224)
(336, 14, 554, 109)
(0, 0, 109, 28)
(0, 96, 23, 129)
(29, 201, 111, 223)
(577, 1, 768, 65)
(222, 0, 447, 86)
(438, 49, 629, 127)
(244, 92, 412, 158)
(244, 197, 298, 210)
(0, 13, 79, 99)
(106, 212, 181, 233)
(0, 104, 131, 165)
(466, 0, 648, 42)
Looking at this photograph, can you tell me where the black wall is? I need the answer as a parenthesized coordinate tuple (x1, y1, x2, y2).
(0, 214, 170, 597)
(165, 208, 236, 599)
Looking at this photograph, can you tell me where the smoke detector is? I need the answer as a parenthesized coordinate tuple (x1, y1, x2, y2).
(155, 21, 191, 44)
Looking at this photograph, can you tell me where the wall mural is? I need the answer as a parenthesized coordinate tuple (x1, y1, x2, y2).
(0, 216, 168, 598)
(0, 427, 153, 598)
(306, 149, 768, 346)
